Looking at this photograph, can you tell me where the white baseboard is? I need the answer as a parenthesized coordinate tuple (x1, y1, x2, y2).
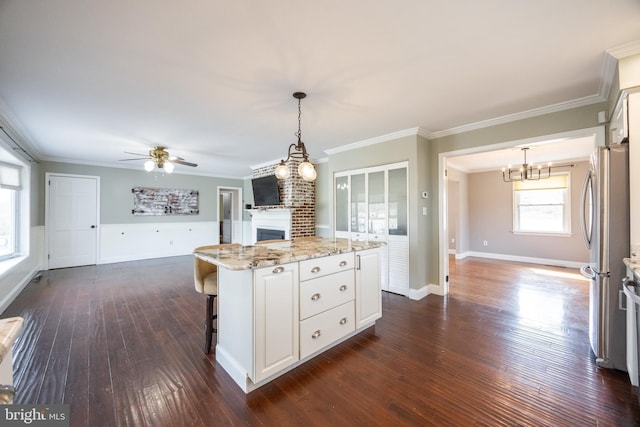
(455, 251, 586, 269)
(408, 283, 443, 300)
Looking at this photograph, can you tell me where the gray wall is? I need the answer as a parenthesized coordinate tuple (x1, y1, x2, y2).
(37, 161, 244, 225)
(327, 134, 430, 291)
(430, 102, 607, 284)
(466, 161, 589, 262)
(446, 167, 470, 255)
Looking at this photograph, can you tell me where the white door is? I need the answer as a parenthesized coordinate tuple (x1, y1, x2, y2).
(47, 174, 99, 269)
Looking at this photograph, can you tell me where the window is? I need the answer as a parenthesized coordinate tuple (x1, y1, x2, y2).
(0, 188, 16, 259)
(0, 160, 22, 260)
(513, 173, 570, 234)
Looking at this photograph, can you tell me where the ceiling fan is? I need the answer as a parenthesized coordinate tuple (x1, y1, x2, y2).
(120, 146, 197, 173)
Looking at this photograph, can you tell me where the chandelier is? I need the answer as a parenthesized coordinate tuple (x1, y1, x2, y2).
(274, 92, 317, 182)
(502, 147, 574, 182)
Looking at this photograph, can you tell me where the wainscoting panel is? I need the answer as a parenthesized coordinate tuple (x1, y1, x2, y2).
(99, 222, 218, 264)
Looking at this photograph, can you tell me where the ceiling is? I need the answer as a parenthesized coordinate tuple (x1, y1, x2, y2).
(1, 1, 640, 178)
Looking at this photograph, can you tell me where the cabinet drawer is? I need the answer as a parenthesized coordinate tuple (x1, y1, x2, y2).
(300, 270, 355, 320)
(300, 301, 355, 359)
(299, 252, 354, 281)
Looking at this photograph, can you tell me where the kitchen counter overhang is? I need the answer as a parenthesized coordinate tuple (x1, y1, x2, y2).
(193, 237, 385, 270)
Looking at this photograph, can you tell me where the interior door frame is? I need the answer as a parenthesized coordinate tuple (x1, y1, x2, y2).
(437, 126, 604, 295)
(217, 186, 243, 244)
(45, 172, 101, 269)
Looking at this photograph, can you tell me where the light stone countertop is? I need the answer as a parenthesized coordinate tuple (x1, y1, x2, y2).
(194, 237, 386, 270)
(0, 317, 22, 364)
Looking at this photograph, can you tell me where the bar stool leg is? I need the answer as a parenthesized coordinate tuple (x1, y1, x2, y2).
(205, 294, 215, 353)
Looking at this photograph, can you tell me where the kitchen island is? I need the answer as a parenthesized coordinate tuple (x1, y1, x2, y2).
(194, 237, 385, 393)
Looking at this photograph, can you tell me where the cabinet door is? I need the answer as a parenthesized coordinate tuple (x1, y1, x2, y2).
(388, 166, 407, 236)
(350, 173, 367, 239)
(253, 263, 299, 383)
(368, 170, 386, 238)
(355, 249, 382, 328)
(335, 174, 350, 237)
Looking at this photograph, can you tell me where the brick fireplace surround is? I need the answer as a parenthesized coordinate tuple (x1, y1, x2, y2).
(251, 159, 315, 239)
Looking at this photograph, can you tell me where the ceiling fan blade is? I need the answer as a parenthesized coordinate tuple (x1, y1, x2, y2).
(124, 151, 149, 157)
(119, 157, 151, 161)
(168, 155, 185, 161)
(171, 159, 198, 167)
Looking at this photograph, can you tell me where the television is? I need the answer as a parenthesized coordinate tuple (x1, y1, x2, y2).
(252, 175, 280, 207)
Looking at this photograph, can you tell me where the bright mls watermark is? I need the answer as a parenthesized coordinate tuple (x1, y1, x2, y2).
(0, 405, 69, 426)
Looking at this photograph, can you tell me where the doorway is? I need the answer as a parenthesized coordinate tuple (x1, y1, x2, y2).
(438, 126, 604, 294)
(45, 173, 100, 269)
(217, 186, 243, 244)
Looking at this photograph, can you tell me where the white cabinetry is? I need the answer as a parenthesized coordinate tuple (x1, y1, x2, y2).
(253, 263, 299, 383)
(299, 253, 356, 359)
(335, 161, 409, 295)
(215, 248, 382, 393)
(355, 248, 382, 328)
(628, 91, 640, 247)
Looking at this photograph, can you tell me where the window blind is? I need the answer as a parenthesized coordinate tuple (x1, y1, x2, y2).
(0, 161, 22, 190)
(513, 174, 567, 191)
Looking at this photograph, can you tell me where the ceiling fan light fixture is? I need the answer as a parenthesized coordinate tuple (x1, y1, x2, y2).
(276, 91, 316, 182)
(144, 160, 155, 172)
(163, 161, 174, 173)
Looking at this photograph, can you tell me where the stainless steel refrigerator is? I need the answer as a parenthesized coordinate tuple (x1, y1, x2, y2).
(580, 143, 629, 370)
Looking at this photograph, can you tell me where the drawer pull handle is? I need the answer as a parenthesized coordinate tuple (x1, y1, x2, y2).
(311, 266, 321, 273)
(339, 285, 347, 291)
(339, 260, 347, 267)
(339, 317, 348, 325)
(312, 330, 321, 339)
(272, 266, 285, 274)
(311, 293, 321, 301)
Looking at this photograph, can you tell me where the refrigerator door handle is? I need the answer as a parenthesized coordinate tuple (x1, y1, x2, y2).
(581, 264, 596, 279)
(580, 170, 593, 249)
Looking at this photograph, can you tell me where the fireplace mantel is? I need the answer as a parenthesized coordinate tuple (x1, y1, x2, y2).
(250, 209, 293, 243)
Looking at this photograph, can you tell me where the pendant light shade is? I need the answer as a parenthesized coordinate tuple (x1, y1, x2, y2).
(277, 92, 316, 181)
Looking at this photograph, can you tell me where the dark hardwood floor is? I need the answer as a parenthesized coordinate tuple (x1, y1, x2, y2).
(3, 255, 639, 426)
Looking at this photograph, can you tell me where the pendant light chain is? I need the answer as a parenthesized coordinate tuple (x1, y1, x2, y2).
(275, 91, 317, 181)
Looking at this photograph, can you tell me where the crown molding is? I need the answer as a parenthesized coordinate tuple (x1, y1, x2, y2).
(428, 94, 605, 139)
(606, 40, 640, 59)
(324, 127, 433, 155)
(42, 156, 247, 179)
(0, 97, 41, 160)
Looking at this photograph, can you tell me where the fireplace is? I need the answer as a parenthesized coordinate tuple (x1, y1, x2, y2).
(250, 209, 292, 243)
(256, 228, 286, 242)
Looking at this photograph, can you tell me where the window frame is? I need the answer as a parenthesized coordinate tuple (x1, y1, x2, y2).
(0, 187, 17, 261)
(512, 172, 572, 236)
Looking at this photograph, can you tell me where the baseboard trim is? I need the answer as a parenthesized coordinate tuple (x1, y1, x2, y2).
(0, 267, 40, 314)
(454, 251, 585, 269)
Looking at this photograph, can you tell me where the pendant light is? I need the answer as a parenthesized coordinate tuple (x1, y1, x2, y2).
(275, 92, 316, 182)
(502, 147, 574, 182)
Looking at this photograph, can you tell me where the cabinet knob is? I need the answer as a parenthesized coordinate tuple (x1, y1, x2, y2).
(311, 293, 321, 301)
(311, 266, 321, 273)
(272, 266, 285, 274)
(311, 330, 321, 339)
(339, 260, 347, 267)
(339, 285, 347, 291)
(339, 317, 348, 325)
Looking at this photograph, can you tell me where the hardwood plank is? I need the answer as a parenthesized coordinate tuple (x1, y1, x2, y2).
(3, 255, 639, 426)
